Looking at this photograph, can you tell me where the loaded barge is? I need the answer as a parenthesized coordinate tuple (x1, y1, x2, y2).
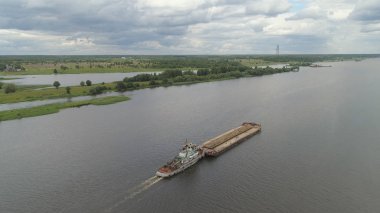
(156, 122, 261, 178)
(201, 122, 261, 156)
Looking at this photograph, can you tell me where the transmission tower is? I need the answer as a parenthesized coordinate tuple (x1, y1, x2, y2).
(276, 44, 279, 56)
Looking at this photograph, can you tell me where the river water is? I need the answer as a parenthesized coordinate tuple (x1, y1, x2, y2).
(0, 72, 159, 86)
(1, 59, 380, 212)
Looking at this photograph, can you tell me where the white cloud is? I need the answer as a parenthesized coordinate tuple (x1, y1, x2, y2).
(0, 29, 121, 54)
(137, 0, 206, 10)
(246, 0, 291, 16)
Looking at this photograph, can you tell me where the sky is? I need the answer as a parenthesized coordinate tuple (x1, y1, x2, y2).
(0, 0, 379, 55)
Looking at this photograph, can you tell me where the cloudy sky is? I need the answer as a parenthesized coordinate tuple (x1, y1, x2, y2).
(0, 0, 379, 54)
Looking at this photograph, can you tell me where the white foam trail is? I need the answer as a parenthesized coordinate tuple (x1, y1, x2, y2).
(104, 176, 162, 212)
(127, 176, 162, 199)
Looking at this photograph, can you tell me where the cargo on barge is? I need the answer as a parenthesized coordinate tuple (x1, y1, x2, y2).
(201, 122, 261, 156)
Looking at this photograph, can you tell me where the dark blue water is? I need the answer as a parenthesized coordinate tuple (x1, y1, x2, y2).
(1, 59, 380, 212)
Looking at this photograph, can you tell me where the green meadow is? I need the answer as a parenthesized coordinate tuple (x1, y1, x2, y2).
(0, 96, 129, 121)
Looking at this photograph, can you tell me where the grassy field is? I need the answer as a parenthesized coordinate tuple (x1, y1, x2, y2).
(0, 96, 129, 121)
(238, 58, 274, 67)
(1, 54, 377, 75)
(0, 66, 162, 75)
(21, 63, 162, 75)
(1, 58, 164, 75)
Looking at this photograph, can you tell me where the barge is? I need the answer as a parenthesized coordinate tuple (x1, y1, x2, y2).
(201, 122, 261, 156)
(156, 122, 261, 177)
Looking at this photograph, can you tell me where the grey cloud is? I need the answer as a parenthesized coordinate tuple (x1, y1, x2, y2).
(1, 0, 137, 31)
(361, 24, 380, 33)
(0, 0, 291, 51)
(0, 0, 379, 54)
(349, 0, 380, 21)
(155, 26, 188, 36)
(0, 0, 291, 32)
(348, 0, 380, 36)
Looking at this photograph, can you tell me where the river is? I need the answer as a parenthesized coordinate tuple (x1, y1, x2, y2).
(1, 58, 380, 212)
(0, 72, 159, 86)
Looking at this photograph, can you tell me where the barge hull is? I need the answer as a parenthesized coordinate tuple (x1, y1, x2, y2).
(201, 122, 261, 157)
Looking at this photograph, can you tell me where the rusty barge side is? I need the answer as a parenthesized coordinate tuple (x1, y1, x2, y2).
(201, 122, 261, 157)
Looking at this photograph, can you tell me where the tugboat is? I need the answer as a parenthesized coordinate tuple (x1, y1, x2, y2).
(156, 142, 203, 178)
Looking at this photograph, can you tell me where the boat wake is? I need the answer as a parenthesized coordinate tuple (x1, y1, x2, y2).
(127, 176, 162, 199)
(104, 176, 162, 212)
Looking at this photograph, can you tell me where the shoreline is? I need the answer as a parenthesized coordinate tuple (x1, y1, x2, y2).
(0, 66, 298, 121)
(0, 96, 129, 122)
